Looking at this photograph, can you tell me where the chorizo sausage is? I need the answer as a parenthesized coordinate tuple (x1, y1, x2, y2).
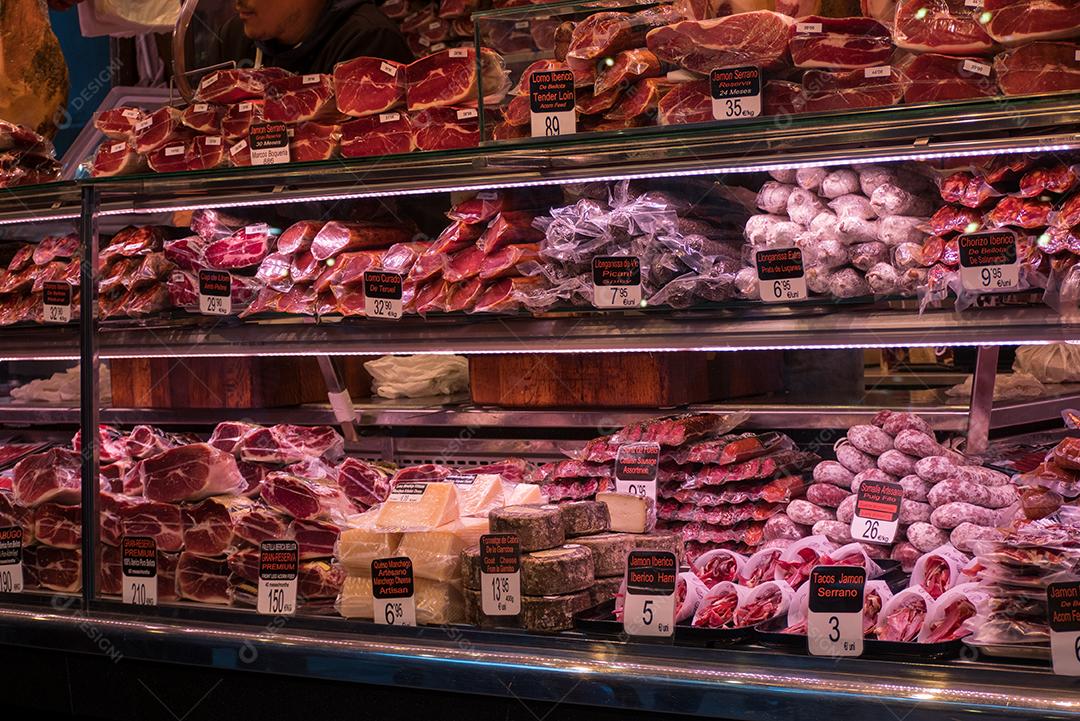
(915, 455, 957, 482)
(906, 522, 950, 553)
(847, 424, 894, 455)
(835, 441, 878, 474)
(787, 499, 835, 526)
(813, 460, 855, 489)
(877, 449, 918, 477)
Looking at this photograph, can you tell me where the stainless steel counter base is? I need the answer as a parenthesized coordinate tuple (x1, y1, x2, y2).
(0, 605, 1077, 720)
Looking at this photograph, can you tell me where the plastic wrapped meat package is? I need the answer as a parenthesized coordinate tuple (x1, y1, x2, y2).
(363, 355, 469, 398)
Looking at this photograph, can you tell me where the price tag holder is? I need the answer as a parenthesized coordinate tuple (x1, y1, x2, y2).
(198, 269, 232, 315)
(959, 230, 1020, 292)
(372, 557, 417, 626)
(480, 533, 521, 616)
(529, 69, 576, 138)
(592, 256, 642, 308)
(756, 248, 808, 303)
(42, 281, 72, 324)
(850, 480, 903, 545)
(363, 271, 403, 320)
(121, 536, 158, 606)
(807, 565, 865, 657)
(257, 540, 298, 615)
(248, 121, 291, 165)
(623, 550, 677, 637)
(0, 527, 24, 594)
(615, 442, 659, 501)
(710, 66, 762, 120)
(1049, 582, 1080, 675)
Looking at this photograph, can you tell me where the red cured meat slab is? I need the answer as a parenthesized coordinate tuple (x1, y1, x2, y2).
(478, 243, 538, 280)
(764, 80, 805, 115)
(264, 74, 339, 123)
(657, 80, 712, 125)
(443, 246, 486, 283)
(405, 47, 508, 111)
(119, 497, 184, 552)
(986, 195, 1053, 228)
(646, 12, 795, 75)
(94, 107, 145, 139)
(33, 233, 79, 264)
(502, 95, 530, 127)
(473, 276, 541, 312)
(140, 444, 246, 503)
(310, 221, 413, 260)
(595, 49, 662, 96)
(262, 472, 356, 521)
(182, 496, 255, 557)
(982, 0, 1080, 44)
(899, 54, 998, 103)
(939, 171, 998, 207)
(995, 41, 1080, 95)
(90, 140, 145, 177)
(431, 220, 482, 254)
(277, 220, 324, 255)
(413, 277, 451, 314)
(411, 107, 482, 150)
(208, 421, 262, 455)
(334, 57, 407, 117)
(195, 67, 292, 103)
(381, 241, 430, 273)
(290, 122, 340, 162)
(204, 224, 274, 270)
(312, 250, 385, 292)
(476, 211, 543, 253)
(444, 276, 486, 311)
(32, 503, 81, 549)
(176, 552, 230, 604)
(290, 518, 344, 559)
(340, 113, 415, 158)
(233, 503, 290, 547)
(221, 100, 265, 140)
(24, 546, 81, 593)
(790, 16, 893, 69)
(13, 448, 81, 507)
(237, 424, 344, 464)
(511, 59, 570, 95)
(1019, 164, 1080, 197)
(133, 107, 185, 153)
(893, 0, 994, 54)
(180, 103, 224, 134)
(336, 457, 390, 509)
(604, 78, 672, 121)
(802, 66, 906, 112)
(566, 12, 641, 74)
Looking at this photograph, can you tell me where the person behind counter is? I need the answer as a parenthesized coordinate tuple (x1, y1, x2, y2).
(209, 0, 413, 74)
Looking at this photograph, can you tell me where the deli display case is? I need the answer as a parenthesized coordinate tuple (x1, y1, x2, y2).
(8, 18, 1080, 716)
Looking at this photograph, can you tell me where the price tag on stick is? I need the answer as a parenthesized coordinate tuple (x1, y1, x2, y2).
(198, 269, 232, 315)
(1048, 581, 1080, 675)
(592, 256, 642, 309)
(710, 65, 762, 120)
(258, 540, 298, 615)
(850, 480, 903, 545)
(480, 533, 521, 616)
(623, 550, 677, 637)
(756, 248, 808, 303)
(372, 557, 417, 626)
(121, 536, 158, 606)
(42, 281, 72, 324)
(0, 527, 24, 594)
(615, 442, 659, 501)
(958, 230, 1020, 292)
(529, 69, 576, 138)
(807, 566, 865, 657)
(363, 271, 403, 320)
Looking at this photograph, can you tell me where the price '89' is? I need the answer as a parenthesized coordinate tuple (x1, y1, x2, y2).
(545, 116, 560, 136)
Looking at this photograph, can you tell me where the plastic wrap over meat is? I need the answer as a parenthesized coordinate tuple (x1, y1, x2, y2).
(910, 543, 972, 599)
(774, 535, 838, 588)
(691, 581, 750, 627)
(874, 586, 936, 641)
(733, 579, 795, 626)
(917, 582, 989, 643)
(692, 548, 747, 588)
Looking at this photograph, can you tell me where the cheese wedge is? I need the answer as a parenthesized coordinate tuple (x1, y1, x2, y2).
(375, 481, 459, 531)
(397, 517, 490, 582)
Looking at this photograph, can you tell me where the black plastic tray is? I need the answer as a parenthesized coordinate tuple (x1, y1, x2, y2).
(754, 618, 964, 661)
(573, 599, 754, 647)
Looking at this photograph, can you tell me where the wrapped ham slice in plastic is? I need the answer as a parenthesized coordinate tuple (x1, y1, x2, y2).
(781, 583, 810, 633)
(910, 543, 971, 599)
(917, 582, 990, 643)
(774, 535, 838, 589)
(741, 546, 785, 587)
(692, 548, 748, 588)
(874, 586, 936, 641)
(862, 579, 894, 635)
(692, 581, 751, 628)
(733, 579, 795, 626)
(820, 542, 885, 579)
(676, 571, 709, 622)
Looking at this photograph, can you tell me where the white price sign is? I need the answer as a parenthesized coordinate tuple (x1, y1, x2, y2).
(529, 69, 577, 138)
(121, 536, 158, 606)
(615, 442, 659, 502)
(372, 557, 417, 626)
(806, 566, 865, 657)
(622, 550, 677, 637)
(710, 66, 762, 121)
(480, 534, 521, 616)
(592, 256, 642, 309)
(756, 248, 808, 302)
(1048, 582, 1080, 675)
(257, 540, 298, 616)
(0, 527, 23, 593)
(959, 231, 1020, 292)
(198, 269, 232, 315)
(42, 281, 72, 324)
(849, 480, 903, 545)
(364, 271, 403, 320)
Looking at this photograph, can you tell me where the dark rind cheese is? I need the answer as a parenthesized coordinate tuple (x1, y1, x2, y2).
(490, 505, 565, 552)
(521, 544, 594, 596)
(520, 590, 591, 632)
(628, 531, 685, 568)
(590, 575, 623, 607)
(464, 587, 483, 625)
(461, 545, 481, 591)
(560, 500, 611, 536)
(572, 532, 633, 577)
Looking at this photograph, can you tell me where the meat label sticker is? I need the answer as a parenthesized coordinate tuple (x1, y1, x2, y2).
(623, 550, 677, 637)
(257, 540, 298, 616)
(372, 557, 417, 626)
(42, 281, 72, 324)
(807, 565, 865, 657)
(480, 533, 521, 616)
(0, 527, 23, 594)
(958, 230, 1019, 292)
(615, 442, 660, 501)
(755, 248, 808, 302)
(193, 103, 209, 113)
(529, 69, 577, 138)
(110, 142, 127, 154)
(164, 145, 185, 157)
(456, 108, 478, 120)
(380, 112, 402, 123)
(380, 61, 398, 76)
(248, 121, 291, 166)
(795, 21, 823, 32)
(962, 59, 992, 77)
(121, 536, 158, 606)
(363, 271, 404, 320)
(864, 65, 891, 78)
(134, 117, 154, 132)
(122, 108, 141, 119)
(710, 66, 762, 120)
(1048, 581, 1080, 675)
(592, 256, 642, 308)
(449, 48, 468, 58)
(387, 481, 428, 503)
(850, 480, 903, 545)
(198, 269, 232, 315)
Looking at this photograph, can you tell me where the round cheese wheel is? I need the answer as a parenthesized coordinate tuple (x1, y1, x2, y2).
(521, 544, 595, 596)
(490, 505, 565, 551)
(460, 545, 481, 591)
(520, 590, 591, 632)
(559, 500, 611, 536)
(572, 532, 633, 578)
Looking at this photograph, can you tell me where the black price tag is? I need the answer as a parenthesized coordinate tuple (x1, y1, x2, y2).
(615, 442, 660, 500)
(372, 556, 417, 625)
(710, 65, 762, 120)
(363, 271, 403, 320)
(850, 480, 903, 545)
(623, 550, 677, 637)
(755, 248, 807, 302)
(0, 527, 23, 594)
(959, 230, 1019, 291)
(1048, 581, 1080, 675)
(480, 533, 521, 615)
(198, 269, 232, 315)
(121, 536, 157, 605)
(42, 281, 72, 324)
(258, 540, 298, 615)
(248, 121, 291, 165)
(592, 256, 642, 308)
(808, 565, 865, 657)
(529, 69, 576, 138)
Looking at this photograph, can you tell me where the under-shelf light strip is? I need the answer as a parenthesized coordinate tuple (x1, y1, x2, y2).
(93, 141, 1079, 217)
(0, 211, 81, 227)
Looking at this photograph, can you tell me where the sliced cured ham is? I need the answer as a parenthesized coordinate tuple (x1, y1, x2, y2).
(646, 12, 795, 74)
(995, 41, 1080, 95)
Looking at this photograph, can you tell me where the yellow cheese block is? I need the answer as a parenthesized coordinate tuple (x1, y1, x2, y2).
(398, 517, 490, 582)
(337, 510, 402, 574)
(375, 481, 460, 532)
(453, 473, 504, 517)
(337, 575, 464, 625)
(504, 482, 544, 506)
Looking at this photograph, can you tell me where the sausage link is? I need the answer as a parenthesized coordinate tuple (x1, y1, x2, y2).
(764, 513, 808, 542)
(927, 478, 1019, 509)
(850, 468, 899, 495)
(836, 441, 878, 474)
(881, 412, 934, 438)
(847, 424, 894, 455)
(812, 519, 854, 545)
(812, 460, 855, 489)
(898, 474, 933, 502)
(806, 483, 850, 508)
(894, 429, 944, 457)
(929, 501, 999, 530)
(787, 499, 835, 526)
(836, 494, 857, 523)
(950, 522, 1005, 553)
(877, 449, 918, 477)
(914, 455, 957, 483)
(890, 542, 921, 572)
(953, 465, 1013, 487)
(899, 499, 932, 524)
(907, 522, 950, 553)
